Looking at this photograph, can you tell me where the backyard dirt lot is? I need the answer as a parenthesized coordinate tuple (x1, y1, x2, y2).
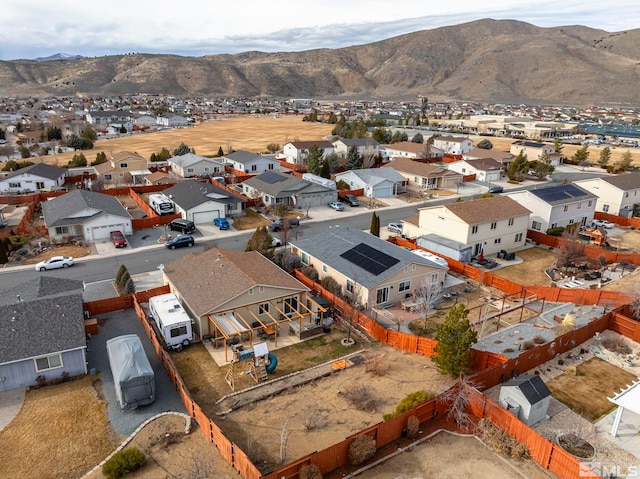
(44, 116, 335, 166)
(494, 247, 557, 286)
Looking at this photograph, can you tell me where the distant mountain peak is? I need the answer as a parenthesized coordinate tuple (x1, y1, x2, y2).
(33, 53, 84, 62)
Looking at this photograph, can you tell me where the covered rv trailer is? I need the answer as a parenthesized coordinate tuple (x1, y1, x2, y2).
(302, 173, 336, 190)
(106, 334, 155, 410)
(148, 193, 174, 215)
(148, 293, 193, 350)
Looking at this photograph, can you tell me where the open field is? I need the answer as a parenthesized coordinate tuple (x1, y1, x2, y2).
(546, 357, 638, 421)
(43, 116, 335, 166)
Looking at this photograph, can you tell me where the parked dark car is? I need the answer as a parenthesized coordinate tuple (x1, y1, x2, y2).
(268, 218, 300, 232)
(165, 235, 194, 249)
(214, 217, 230, 230)
(169, 219, 196, 234)
(110, 230, 127, 248)
(340, 194, 360, 206)
(487, 185, 504, 194)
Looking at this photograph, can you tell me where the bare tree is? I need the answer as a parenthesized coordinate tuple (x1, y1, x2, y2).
(555, 227, 586, 269)
(279, 419, 290, 463)
(413, 277, 444, 329)
(438, 376, 481, 432)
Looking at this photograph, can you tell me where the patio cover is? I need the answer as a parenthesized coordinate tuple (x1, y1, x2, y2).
(211, 311, 249, 337)
(608, 379, 640, 437)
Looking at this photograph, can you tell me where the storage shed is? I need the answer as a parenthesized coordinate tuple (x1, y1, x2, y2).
(106, 335, 156, 410)
(499, 375, 551, 427)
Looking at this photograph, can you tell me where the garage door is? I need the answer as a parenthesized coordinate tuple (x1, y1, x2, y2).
(90, 224, 126, 240)
(372, 185, 393, 198)
(191, 210, 221, 224)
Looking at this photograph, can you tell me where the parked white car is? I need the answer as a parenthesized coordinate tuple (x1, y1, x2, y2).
(592, 219, 614, 229)
(387, 222, 403, 234)
(35, 256, 74, 271)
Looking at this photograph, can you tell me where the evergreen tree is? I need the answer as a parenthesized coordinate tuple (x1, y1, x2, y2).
(173, 142, 190, 156)
(411, 133, 424, 143)
(370, 212, 380, 237)
(266, 143, 280, 154)
(80, 125, 97, 142)
(216, 146, 224, 157)
(46, 126, 62, 141)
(507, 151, 529, 180)
(68, 152, 87, 167)
(116, 264, 128, 285)
(476, 139, 493, 149)
(344, 145, 362, 170)
(532, 152, 555, 179)
(571, 145, 589, 165)
(306, 144, 323, 175)
(615, 150, 633, 171)
(92, 151, 108, 166)
(432, 304, 477, 377)
(123, 278, 136, 294)
(319, 159, 331, 179)
(245, 226, 275, 258)
(552, 138, 564, 156)
(598, 146, 611, 168)
(325, 152, 340, 174)
(119, 270, 131, 288)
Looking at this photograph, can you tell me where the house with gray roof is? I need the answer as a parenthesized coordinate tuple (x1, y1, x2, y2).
(162, 180, 246, 224)
(575, 173, 640, 217)
(41, 189, 132, 244)
(332, 138, 379, 159)
(168, 153, 225, 179)
(505, 184, 597, 232)
(335, 167, 406, 198)
(0, 163, 67, 193)
(0, 277, 87, 391)
(242, 171, 336, 208)
(290, 227, 447, 309)
(222, 150, 280, 174)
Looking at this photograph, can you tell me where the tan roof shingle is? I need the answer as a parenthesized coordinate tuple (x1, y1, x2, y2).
(444, 196, 531, 224)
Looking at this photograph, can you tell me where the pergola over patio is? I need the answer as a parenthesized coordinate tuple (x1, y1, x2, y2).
(608, 379, 640, 437)
(207, 295, 328, 362)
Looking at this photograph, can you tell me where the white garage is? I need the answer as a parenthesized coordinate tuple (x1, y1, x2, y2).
(88, 222, 129, 240)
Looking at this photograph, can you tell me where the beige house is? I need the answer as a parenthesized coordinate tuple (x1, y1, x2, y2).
(403, 196, 531, 257)
(575, 173, 640, 218)
(510, 140, 562, 165)
(381, 141, 442, 161)
(382, 158, 463, 191)
(289, 227, 448, 309)
(162, 248, 316, 360)
(94, 151, 149, 185)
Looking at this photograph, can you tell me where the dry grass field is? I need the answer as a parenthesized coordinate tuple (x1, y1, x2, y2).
(494, 247, 557, 286)
(44, 116, 335, 166)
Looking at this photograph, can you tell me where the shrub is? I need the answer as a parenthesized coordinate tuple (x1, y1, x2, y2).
(348, 434, 376, 466)
(522, 340, 534, 350)
(383, 390, 435, 420)
(274, 204, 290, 218)
(336, 179, 350, 190)
(301, 265, 319, 282)
(115, 264, 128, 285)
(299, 463, 323, 479)
(546, 226, 566, 237)
(406, 415, 420, 439)
(119, 270, 131, 288)
(342, 383, 376, 412)
(320, 275, 342, 297)
(532, 335, 546, 345)
(123, 278, 136, 294)
(102, 448, 145, 479)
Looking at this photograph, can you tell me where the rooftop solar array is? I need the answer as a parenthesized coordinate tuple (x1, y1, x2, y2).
(533, 184, 586, 202)
(258, 171, 287, 184)
(340, 243, 400, 276)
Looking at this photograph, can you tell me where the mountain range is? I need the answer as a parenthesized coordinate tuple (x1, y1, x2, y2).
(1, 19, 639, 106)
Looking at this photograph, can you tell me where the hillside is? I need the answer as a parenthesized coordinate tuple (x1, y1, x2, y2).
(1, 19, 639, 105)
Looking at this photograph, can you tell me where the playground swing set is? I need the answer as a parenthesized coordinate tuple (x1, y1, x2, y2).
(225, 341, 278, 391)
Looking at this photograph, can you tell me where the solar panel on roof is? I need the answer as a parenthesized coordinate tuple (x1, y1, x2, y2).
(259, 171, 286, 184)
(340, 243, 400, 276)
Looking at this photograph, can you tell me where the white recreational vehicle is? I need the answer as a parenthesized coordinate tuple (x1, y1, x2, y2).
(148, 293, 194, 350)
(148, 193, 174, 215)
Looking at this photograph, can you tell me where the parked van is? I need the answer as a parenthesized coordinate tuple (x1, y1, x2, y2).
(169, 218, 195, 234)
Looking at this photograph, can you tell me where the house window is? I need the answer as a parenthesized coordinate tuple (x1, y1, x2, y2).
(301, 252, 309, 266)
(248, 288, 254, 295)
(268, 164, 274, 170)
(399, 280, 411, 292)
(322, 265, 327, 273)
(259, 303, 269, 315)
(170, 326, 188, 338)
(34, 354, 63, 372)
(204, 167, 210, 172)
(515, 233, 523, 242)
(625, 192, 629, 198)
(430, 272, 439, 283)
(284, 297, 298, 314)
(603, 204, 610, 212)
(9, 182, 20, 188)
(532, 221, 542, 231)
(376, 287, 390, 305)
(251, 165, 257, 172)
(508, 218, 514, 226)
(346, 279, 354, 294)
(490, 222, 497, 230)
(563, 205, 568, 212)
(588, 200, 592, 206)
(258, 286, 264, 293)
(105, 174, 112, 181)
(471, 225, 478, 234)
(494, 238, 501, 244)
(187, 168, 194, 173)
(569, 219, 574, 224)
(55, 226, 69, 235)
(577, 202, 581, 209)
(120, 162, 128, 168)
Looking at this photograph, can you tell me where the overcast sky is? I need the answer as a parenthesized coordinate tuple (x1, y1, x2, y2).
(1, 0, 638, 61)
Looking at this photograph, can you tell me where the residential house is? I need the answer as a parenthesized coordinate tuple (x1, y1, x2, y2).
(41, 189, 132, 243)
(332, 138, 379, 159)
(282, 141, 335, 166)
(222, 150, 280, 174)
(575, 173, 640, 217)
(0, 163, 67, 193)
(162, 179, 246, 223)
(144, 170, 174, 185)
(335, 168, 406, 198)
(0, 277, 87, 391)
(382, 158, 463, 191)
(161, 248, 313, 360)
(505, 184, 597, 232)
(381, 141, 442, 161)
(86, 110, 131, 126)
(499, 375, 551, 427)
(403, 196, 531, 257)
(132, 114, 158, 128)
(157, 114, 189, 127)
(93, 151, 150, 185)
(510, 140, 562, 165)
(463, 147, 515, 171)
(242, 171, 336, 208)
(289, 227, 448, 309)
(169, 153, 225, 178)
(432, 136, 474, 155)
(447, 158, 503, 183)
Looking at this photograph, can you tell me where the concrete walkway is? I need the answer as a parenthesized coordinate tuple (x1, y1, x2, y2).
(0, 388, 25, 431)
